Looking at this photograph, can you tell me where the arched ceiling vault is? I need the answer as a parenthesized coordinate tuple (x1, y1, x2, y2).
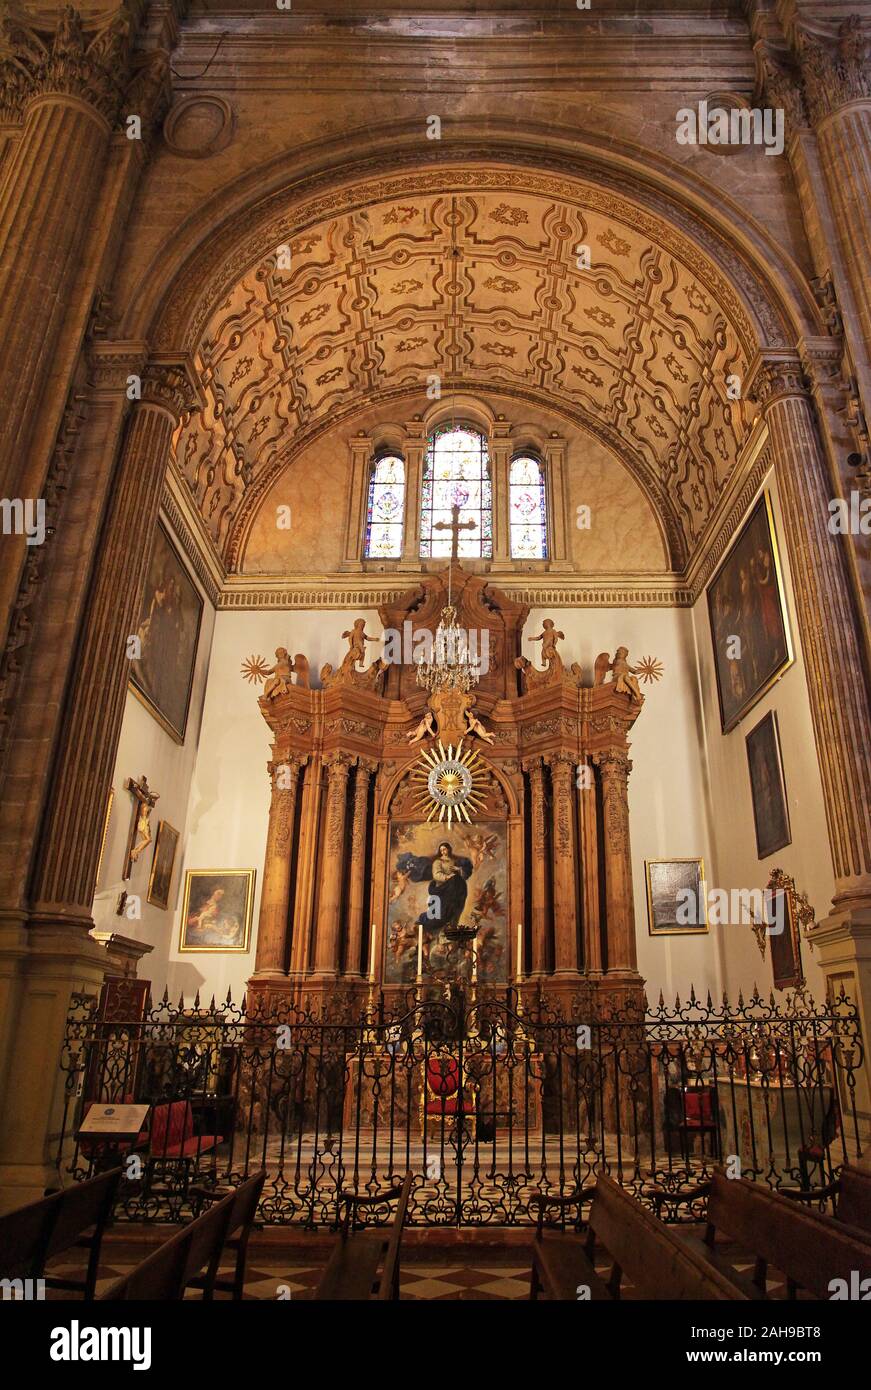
(171, 174, 761, 571)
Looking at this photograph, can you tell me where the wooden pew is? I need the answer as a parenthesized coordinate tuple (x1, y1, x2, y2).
(314, 1171, 413, 1301)
(0, 1168, 121, 1299)
(781, 1164, 871, 1237)
(187, 1170, 267, 1300)
(529, 1175, 747, 1301)
(667, 1168, 871, 1299)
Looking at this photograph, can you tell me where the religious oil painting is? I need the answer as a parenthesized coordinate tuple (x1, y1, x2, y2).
(147, 820, 180, 911)
(179, 869, 255, 953)
(745, 710, 791, 860)
(129, 522, 203, 743)
(645, 858, 708, 936)
(768, 888, 803, 991)
(706, 492, 793, 733)
(384, 820, 508, 984)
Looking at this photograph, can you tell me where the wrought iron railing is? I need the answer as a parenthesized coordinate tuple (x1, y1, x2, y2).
(56, 983, 864, 1227)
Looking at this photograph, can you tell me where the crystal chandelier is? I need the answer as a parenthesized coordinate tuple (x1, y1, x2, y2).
(415, 603, 480, 694)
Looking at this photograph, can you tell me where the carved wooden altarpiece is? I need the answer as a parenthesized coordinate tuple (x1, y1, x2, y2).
(248, 564, 645, 1020)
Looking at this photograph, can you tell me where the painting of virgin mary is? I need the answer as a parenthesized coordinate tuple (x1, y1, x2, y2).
(397, 840, 473, 933)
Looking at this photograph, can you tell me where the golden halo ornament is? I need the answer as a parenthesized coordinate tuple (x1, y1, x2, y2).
(411, 740, 487, 826)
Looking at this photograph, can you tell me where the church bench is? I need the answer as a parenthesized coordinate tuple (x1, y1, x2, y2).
(660, 1168, 871, 1299)
(779, 1164, 871, 1237)
(100, 1181, 246, 1300)
(0, 1168, 122, 1299)
(187, 1170, 267, 1300)
(529, 1174, 747, 1301)
(314, 1170, 413, 1301)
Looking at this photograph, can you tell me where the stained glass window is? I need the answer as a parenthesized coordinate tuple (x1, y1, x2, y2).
(509, 454, 548, 560)
(364, 454, 405, 558)
(420, 425, 492, 559)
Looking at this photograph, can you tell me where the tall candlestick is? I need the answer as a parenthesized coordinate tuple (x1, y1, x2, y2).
(369, 924, 377, 983)
(516, 921, 523, 982)
(416, 922, 423, 981)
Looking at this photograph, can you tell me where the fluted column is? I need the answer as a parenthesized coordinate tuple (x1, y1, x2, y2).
(547, 753, 578, 974)
(592, 750, 637, 974)
(750, 356, 871, 905)
(313, 754, 353, 976)
(254, 758, 305, 975)
(345, 760, 373, 976)
(798, 20, 871, 379)
(523, 757, 549, 973)
(30, 362, 197, 921)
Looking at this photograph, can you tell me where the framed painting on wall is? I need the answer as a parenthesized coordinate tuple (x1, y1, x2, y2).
(384, 821, 509, 984)
(178, 869, 255, 953)
(645, 858, 708, 936)
(706, 492, 793, 733)
(148, 820, 180, 910)
(745, 710, 791, 860)
(768, 887, 804, 990)
(129, 521, 203, 743)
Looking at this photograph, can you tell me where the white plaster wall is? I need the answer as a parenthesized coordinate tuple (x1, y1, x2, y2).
(691, 472, 832, 1005)
(91, 523, 216, 994)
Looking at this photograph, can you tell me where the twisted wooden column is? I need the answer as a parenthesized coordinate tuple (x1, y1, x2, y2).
(345, 760, 373, 976)
(523, 757, 549, 974)
(751, 356, 871, 906)
(547, 753, 578, 974)
(592, 750, 637, 974)
(312, 754, 353, 976)
(30, 363, 196, 922)
(254, 757, 305, 975)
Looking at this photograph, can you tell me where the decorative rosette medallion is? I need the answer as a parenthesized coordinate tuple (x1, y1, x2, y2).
(411, 740, 486, 825)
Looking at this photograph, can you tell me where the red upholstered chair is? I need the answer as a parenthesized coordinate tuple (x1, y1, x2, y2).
(145, 1101, 223, 1196)
(421, 1055, 476, 1140)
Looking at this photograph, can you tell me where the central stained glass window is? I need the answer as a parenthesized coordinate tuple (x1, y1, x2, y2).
(420, 425, 492, 559)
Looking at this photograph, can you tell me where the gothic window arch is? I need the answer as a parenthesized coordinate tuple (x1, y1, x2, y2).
(509, 453, 549, 559)
(420, 424, 492, 558)
(363, 452, 405, 558)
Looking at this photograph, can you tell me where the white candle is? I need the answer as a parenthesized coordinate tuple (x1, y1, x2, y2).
(516, 922, 523, 981)
(417, 922, 423, 980)
(472, 945, 478, 986)
(369, 925, 377, 983)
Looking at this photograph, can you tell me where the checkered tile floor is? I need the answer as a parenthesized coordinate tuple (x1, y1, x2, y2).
(43, 1253, 532, 1300)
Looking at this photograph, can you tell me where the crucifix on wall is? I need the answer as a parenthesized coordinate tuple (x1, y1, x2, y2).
(434, 503, 475, 559)
(123, 774, 160, 880)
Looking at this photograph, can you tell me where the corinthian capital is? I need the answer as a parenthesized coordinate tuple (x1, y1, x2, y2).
(753, 40, 809, 133)
(747, 352, 809, 410)
(140, 355, 203, 419)
(797, 16, 871, 125)
(0, 2, 136, 127)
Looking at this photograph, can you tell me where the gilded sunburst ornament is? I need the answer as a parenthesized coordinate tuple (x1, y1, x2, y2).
(411, 740, 487, 826)
(241, 654, 270, 684)
(634, 655, 664, 684)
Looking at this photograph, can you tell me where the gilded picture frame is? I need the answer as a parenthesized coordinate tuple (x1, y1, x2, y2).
(178, 869, 255, 954)
(147, 820, 180, 911)
(706, 491, 793, 733)
(745, 709, 792, 860)
(94, 786, 114, 891)
(645, 858, 709, 936)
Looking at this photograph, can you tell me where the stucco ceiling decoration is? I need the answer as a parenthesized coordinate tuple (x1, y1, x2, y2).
(172, 178, 753, 571)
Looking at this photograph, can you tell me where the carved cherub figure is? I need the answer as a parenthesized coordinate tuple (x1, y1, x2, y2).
(342, 618, 380, 669)
(464, 704, 495, 744)
(292, 653, 311, 689)
(263, 647, 295, 699)
(595, 648, 643, 701)
(407, 708, 437, 744)
(530, 618, 565, 669)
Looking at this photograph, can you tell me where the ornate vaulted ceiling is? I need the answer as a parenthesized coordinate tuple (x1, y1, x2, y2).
(172, 184, 754, 571)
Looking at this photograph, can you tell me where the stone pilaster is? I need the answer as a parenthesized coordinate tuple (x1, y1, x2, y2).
(345, 760, 373, 976)
(592, 749, 637, 975)
(546, 753, 578, 974)
(312, 754, 353, 976)
(29, 361, 198, 923)
(523, 757, 549, 973)
(253, 757, 305, 975)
